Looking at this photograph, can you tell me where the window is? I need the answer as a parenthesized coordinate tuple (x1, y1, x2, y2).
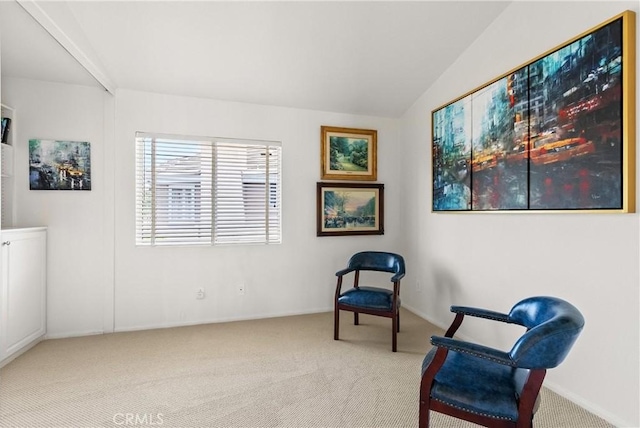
(136, 133, 281, 246)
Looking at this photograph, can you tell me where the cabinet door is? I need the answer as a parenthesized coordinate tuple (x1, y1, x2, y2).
(0, 229, 46, 360)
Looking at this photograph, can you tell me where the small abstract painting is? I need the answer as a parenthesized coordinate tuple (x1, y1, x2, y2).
(29, 139, 91, 190)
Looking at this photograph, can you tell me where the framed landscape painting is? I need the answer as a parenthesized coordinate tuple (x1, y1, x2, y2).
(321, 126, 377, 181)
(317, 182, 384, 236)
(432, 10, 635, 213)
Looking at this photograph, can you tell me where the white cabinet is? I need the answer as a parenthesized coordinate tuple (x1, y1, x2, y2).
(0, 227, 47, 367)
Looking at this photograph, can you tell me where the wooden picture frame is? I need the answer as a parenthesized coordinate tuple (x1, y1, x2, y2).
(321, 126, 377, 181)
(432, 10, 635, 213)
(317, 182, 384, 236)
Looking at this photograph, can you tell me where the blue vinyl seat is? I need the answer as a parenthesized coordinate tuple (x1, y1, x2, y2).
(334, 251, 405, 352)
(420, 296, 584, 428)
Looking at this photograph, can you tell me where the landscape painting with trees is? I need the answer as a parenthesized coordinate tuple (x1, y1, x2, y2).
(321, 126, 377, 180)
(330, 136, 368, 172)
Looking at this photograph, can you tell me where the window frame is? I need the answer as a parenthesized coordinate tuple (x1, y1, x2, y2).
(135, 132, 282, 247)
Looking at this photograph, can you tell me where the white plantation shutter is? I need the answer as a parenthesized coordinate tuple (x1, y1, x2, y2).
(136, 133, 281, 246)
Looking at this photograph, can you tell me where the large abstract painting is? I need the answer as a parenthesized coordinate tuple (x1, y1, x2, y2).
(29, 139, 91, 191)
(432, 11, 635, 212)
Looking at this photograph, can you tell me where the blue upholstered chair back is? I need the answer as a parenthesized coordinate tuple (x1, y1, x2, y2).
(347, 251, 405, 275)
(508, 296, 585, 369)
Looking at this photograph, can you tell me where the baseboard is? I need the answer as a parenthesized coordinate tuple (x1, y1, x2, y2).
(43, 308, 333, 337)
(543, 380, 631, 427)
(113, 306, 333, 333)
(45, 330, 105, 340)
(0, 337, 43, 368)
(402, 305, 627, 428)
(403, 304, 474, 342)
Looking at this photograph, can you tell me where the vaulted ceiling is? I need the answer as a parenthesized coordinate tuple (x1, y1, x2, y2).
(1, 1, 510, 117)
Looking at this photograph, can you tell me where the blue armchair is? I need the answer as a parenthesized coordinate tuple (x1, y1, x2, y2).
(420, 296, 585, 428)
(334, 251, 406, 352)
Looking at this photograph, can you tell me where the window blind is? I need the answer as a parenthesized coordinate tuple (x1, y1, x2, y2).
(135, 133, 281, 246)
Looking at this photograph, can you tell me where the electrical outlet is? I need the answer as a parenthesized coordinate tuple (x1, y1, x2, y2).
(196, 287, 205, 299)
(238, 283, 245, 295)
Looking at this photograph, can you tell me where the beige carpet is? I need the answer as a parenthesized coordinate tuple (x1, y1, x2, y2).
(0, 310, 612, 428)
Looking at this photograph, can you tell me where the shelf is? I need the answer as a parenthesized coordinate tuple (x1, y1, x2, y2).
(1, 104, 14, 146)
(0, 104, 15, 228)
(1, 143, 14, 177)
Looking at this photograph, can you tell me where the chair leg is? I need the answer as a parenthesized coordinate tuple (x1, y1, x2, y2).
(516, 416, 534, 428)
(419, 375, 433, 428)
(354, 312, 359, 325)
(334, 309, 339, 340)
(397, 311, 400, 332)
(392, 316, 398, 352)
(419, 400, 430, 428)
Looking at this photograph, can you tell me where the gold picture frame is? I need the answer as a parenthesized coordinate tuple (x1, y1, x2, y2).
(321, 126, 377, 181)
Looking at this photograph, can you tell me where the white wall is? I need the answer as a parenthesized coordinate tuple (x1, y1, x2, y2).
(400, 2, 639, 427)
(1, 79, 403, 335)
(3, 1, 639, 425)
(113, 89, 402, 331)
(1, 77, 109, 338)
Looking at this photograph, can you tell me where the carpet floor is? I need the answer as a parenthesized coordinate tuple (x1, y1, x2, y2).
(0, 309, 612, 427)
